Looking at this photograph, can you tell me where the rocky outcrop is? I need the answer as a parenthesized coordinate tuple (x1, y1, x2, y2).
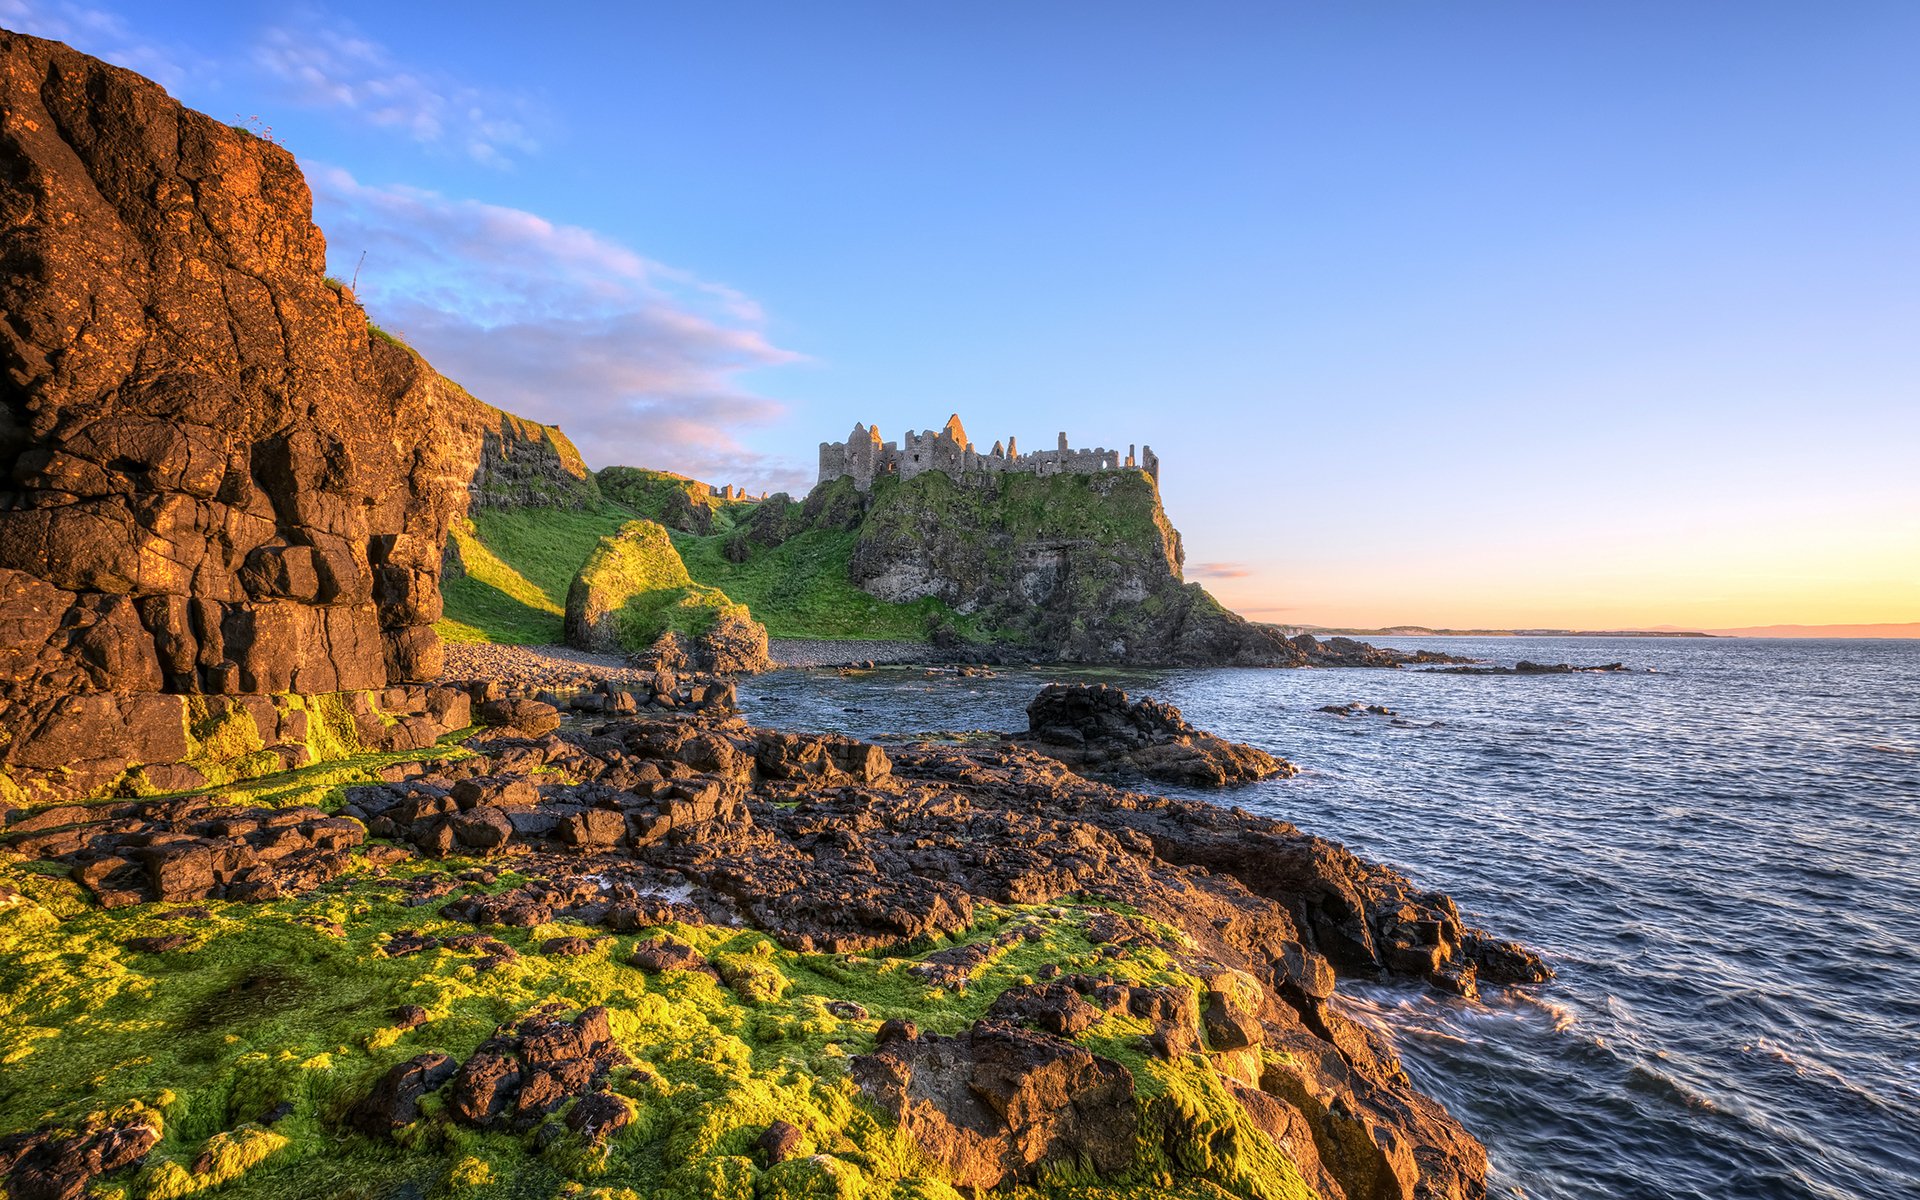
(747, 469, 1432, 667)
(6, 674, 1548, 1199)
(564, 520, 768, 672)
(1018, 682, 1295, 785)
(851, 1019, 1139, 1189)
(595, 466, 723, 534)
(0, 31, 609, 800)
(0, 1117, 160, 1200)
(0, 31, 472, 702)
(3, 797, 365, 906)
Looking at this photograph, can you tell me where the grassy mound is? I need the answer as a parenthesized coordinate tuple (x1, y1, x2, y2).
(566, 521, 753, 653)
(0, 858, 1318, 1200)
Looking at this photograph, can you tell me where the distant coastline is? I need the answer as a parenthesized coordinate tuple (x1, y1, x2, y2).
(1280, 626, 1716, 638)
(1275, 622, 1920, 640)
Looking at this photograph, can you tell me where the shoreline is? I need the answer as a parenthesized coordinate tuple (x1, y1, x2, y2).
(1, 659, 1547, 1199)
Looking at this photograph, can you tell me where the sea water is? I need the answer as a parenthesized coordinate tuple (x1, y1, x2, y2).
(738, 637, 1920, 1200)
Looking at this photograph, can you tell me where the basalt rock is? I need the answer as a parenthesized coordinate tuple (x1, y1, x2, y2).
(4, 798, 364, 907)
(1018, 682, 1295, 785)
(0, 31, 469, 702)
(0, 30, 572, 802)
(851, 1020, 1138, 1190)
(0, 1118, 160, 1200)
(441, 1007, 628, 1132)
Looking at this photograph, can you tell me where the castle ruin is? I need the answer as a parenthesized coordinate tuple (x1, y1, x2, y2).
(817, 414, 1159, 492)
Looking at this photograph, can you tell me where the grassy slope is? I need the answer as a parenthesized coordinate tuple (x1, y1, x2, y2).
(439, 483, 972, 645)
(673, 529, 969, 642)
(438, 505, 638, 645)
(596, 467, 734, 534)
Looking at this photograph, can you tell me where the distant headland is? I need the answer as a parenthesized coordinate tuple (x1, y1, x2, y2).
(1285, 623, 1920, 639)
(1286, 626, 1716, 638)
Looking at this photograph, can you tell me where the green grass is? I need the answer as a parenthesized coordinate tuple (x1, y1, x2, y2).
(596, 467, 756, 536)
(439, 466, 1164, 649)
(368, 325, 408, 350)
(672, 529, 978, 642)
(440, 495, 966, 646)
(438, 505, 638, 645)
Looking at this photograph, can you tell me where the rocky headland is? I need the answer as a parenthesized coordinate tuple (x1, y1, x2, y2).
(0, 27, 1550, 1200)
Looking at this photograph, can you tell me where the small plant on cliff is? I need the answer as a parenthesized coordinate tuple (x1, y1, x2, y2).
(368, 323, 410, 351)
(230, 113, 283, 146)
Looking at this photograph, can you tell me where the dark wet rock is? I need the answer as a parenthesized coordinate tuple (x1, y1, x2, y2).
(476, 698, 562, 737)
(756, 1119, 804, 1164)
(541, 936, 595, 957)
(350, 1053, 457, 1136)
(447, 1050, 521, 1128)
(124, 934, 191, 954)
(876, 1018, 918, 1045)
(1321, 702, 1397, 717)
(0, 1119, 160, 1200)
(449, 807, 514, 852)
(1017, 683, 1295, 786)
(566, 1092, 631, 1144)
(451, 776, 539, 810)
(986, 982, 1101, 1038)
(445, 1007, 627, 1132)
(392, 1004, 430, 1029)
(627, 936, 713, 976)
(1424, 660, 1632, 675)
(5, 800, 363, 907)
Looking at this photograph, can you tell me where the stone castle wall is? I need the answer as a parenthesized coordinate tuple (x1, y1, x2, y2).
(817, 415, 1159, 492)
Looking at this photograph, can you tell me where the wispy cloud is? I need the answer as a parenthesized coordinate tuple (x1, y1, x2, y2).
(311, 167, 809, 492)
(254, 13, 537, 167)
(1190, 562, 1253, 580)
(0, 0, 205, 89)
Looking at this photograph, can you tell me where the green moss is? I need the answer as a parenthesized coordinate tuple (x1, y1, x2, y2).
(0, 873, 1319, 1200)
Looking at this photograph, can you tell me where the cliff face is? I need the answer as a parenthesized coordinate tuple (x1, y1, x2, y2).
(0, 31, 529, 795)
(467, 401, 598, 511)
(794, 470, 1304, 664)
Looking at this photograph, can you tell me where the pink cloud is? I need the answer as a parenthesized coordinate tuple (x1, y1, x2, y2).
(310, 166, 811, 494)
(1190, 561, 1254, 579)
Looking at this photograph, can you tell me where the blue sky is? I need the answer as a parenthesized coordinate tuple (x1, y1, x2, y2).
(5, 0, 1916, 627)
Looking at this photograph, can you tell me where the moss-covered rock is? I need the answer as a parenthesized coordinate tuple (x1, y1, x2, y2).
(565, 521, 767, 669)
